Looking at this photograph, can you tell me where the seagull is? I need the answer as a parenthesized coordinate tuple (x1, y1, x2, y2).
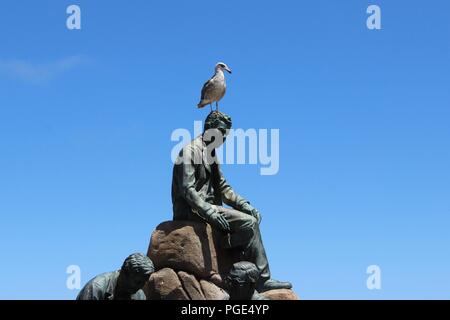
(197, 62, 232, 112)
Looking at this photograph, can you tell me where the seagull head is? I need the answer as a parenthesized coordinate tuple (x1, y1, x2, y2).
(216, 62, 232, 74)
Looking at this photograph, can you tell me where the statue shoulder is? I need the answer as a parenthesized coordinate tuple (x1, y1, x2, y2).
(76, 271, 118, 300)
(181, 136, 203, 155)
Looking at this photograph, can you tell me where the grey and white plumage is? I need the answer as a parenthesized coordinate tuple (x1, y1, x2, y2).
(197, 62, 232, 111)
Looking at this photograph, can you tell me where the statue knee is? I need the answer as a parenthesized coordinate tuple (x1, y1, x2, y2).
(248, 215, 258, 227)
(241, 214, 258, 231)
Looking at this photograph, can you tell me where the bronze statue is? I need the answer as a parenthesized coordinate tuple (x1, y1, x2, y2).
(172, 111, 292, 292)
(76, 253, 154, 300)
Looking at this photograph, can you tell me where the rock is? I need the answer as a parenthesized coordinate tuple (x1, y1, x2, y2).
(145, 220, 299, 300)
(178, 271, 205, 300)
(147, 220, 234, 280)
(208, 273, 225, 288)
(200, 280, 230, 300)
(146, 268, 189, 300)
(261, 289, 299, 300)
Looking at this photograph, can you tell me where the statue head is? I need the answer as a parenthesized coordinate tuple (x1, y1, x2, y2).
(225, 261, 261, 300)
(203, 111, 232, 147)
(117, 253, 154, 296)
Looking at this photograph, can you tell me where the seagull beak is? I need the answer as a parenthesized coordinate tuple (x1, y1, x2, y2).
(225, 67, 232, 74)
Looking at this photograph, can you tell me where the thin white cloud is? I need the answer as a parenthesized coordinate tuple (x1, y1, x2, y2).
(0, 55, 88, 83)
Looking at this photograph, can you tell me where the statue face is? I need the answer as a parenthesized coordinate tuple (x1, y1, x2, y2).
(120, 271, 149, 294)
(225, 262, 260, 300)
(204, 127, 229, 147)
(226, 279, 257, 300)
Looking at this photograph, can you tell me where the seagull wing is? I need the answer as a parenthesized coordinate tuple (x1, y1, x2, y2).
(200, 78, 214, 101)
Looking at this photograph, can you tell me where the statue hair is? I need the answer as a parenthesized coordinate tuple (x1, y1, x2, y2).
(121, 253, 154, 276)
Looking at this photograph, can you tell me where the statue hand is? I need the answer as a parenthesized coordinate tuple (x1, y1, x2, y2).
(250, 209, 262, 224)
(241, 203, 262, 224)
(205, 208, 230, 233)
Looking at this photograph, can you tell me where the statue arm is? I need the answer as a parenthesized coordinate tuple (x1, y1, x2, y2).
(178, 146, 213, 217)
(218, 168, 250, 210)
(76, 281, 102, 300)
(182, 163, 214, 216)
(180, 160, 231, 231)
(218, 168, 262, 223)
(176, 147, 231, 232)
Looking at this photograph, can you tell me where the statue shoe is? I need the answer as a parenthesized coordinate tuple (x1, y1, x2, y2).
(251, 291, 269, 300)
(257, 279, 292, 292)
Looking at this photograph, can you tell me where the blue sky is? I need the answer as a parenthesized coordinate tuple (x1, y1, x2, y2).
(0, 0, 449, 299)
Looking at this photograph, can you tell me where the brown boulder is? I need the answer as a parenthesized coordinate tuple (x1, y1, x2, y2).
(145, 268, 189, 300)
(178, 271, 205, 300)
(200, 280, 230, 300)
(145, 220, 299, 300)
(147, 220, 234, 279)
(261, 289, 299, 300)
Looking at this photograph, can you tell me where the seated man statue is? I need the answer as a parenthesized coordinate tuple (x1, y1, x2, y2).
(171, 111, 291, 292)
(76, 253, 154, 300)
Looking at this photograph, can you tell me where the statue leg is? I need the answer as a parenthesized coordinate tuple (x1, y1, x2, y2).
(215, 206, 271, 282)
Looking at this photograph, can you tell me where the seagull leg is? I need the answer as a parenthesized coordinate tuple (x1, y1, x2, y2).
(216, 102, 219, 112)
